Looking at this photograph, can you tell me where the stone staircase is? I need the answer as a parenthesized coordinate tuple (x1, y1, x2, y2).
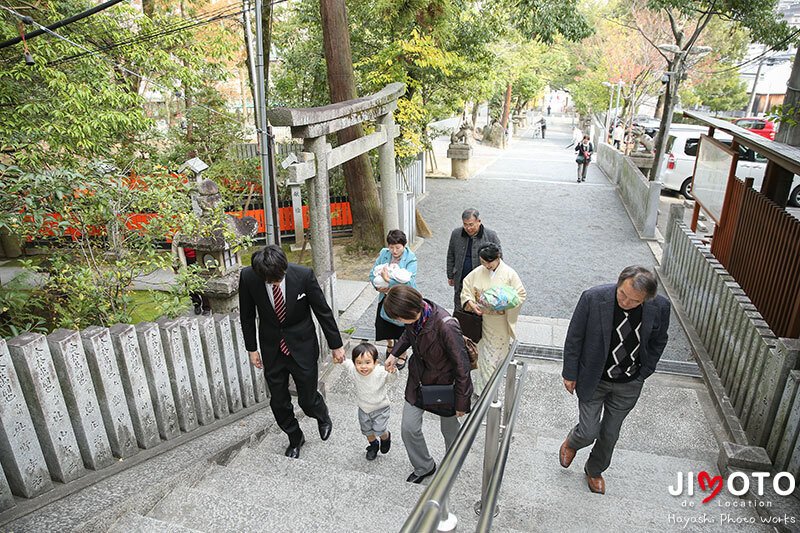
(105, 352, 787, 532)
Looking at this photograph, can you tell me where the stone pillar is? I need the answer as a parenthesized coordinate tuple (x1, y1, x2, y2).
(109, 324, 160, 449)
(0, 468, 14, 511)
(377, 108, 400, 236)
(80, 326, 139, 459)
(178, 318, 215, 426)
(46, 329, 114, 470)
(197, 316, 230, 419)
(214, 315, 243, 413)
(231, 313, 268, 403)
(0, 339, 52, 498)
(135, 323, 180, 440)
(158, 319, 199, 433)
(6, 333, 86, 483)
(305, 136, 335, 275)
(227, 312, 256, 407)
(447, 143, 473, 179)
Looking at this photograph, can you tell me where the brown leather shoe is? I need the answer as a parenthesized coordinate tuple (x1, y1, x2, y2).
(559, 438, 576, 468)
(585, 469, 605, 494)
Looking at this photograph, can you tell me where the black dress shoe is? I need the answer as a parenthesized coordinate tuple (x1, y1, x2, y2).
(285, 435, 305, 459)
(406, 464, 436, 484)
(318, 419, 332, 441)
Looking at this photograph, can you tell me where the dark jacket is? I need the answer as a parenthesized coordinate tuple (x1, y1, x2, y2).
(446, 224, 501, 283)
(239, 263, 343, 368)
(575, 141, 594, 161)
(562, 284, 670, 400)
(391, 300, 473, 413)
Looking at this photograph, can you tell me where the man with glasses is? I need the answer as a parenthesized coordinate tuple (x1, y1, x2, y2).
(446, 208, 501, 312)
(559, 266, 671, 494)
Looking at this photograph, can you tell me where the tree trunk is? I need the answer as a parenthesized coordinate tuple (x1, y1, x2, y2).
(500, 82, 512, 130)
(649, 59, 682, 182)
(320, 0, 384, 251)
(471, 101, 480, 129)
(142, 0, 154, 17)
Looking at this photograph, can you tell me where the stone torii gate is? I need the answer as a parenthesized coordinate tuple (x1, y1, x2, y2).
(268, 83, 405, 312)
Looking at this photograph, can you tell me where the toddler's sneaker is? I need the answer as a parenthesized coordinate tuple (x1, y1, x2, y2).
(380, 432, 391, 454)
(366, 440, 379, 461)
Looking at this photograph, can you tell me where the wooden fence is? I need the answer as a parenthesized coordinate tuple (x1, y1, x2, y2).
(711, 178, 800, 338)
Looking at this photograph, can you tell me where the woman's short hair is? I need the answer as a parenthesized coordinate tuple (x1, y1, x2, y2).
(383, 285, 423, 321)
(352, 342, 379, 363)
(478, 242, 501, 261)
(252, 244, 288, 283)
(617, 265, 658, 300)
(386, 229, 407, 246)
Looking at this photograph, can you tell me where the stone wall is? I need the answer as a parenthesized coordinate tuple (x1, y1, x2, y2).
(596, 143, 661, 240)
(0, 312, 268, 512)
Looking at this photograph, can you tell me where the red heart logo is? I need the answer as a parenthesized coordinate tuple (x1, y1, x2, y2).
(697, 471, 723, 503)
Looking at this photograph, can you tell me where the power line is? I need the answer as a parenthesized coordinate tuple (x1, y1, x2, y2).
(0, 0, 126, 50)
(49, 4, 245, 66)
(0, 3, 247, 127)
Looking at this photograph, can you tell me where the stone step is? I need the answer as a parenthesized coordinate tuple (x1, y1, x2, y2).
(248, 391, 477, 484)
(193, 462, 418, 530)
(147, 486, 320, 532)
(512, 364, 720, 463)
(502, 437, 769, 518)
(108, 512, 203, 533)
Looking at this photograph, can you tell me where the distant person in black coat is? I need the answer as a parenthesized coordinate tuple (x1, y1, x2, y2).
(575, 135, 594, 182)
(559, 266, 670, 495)
(239, 245, 345, 459)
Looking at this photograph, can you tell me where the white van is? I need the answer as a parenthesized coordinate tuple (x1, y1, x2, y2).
(657, 127, 800, 207)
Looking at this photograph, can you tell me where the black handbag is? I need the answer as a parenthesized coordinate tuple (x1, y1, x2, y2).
(420, 383, 456, 417)
(453, 308, 482, 343)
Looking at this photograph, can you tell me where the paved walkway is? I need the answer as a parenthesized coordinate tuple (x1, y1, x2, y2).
(356, 115, 693, 362)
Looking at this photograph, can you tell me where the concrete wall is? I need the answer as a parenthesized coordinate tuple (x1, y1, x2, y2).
(0, 313, 269, 512)
(596, 143, 661, 240)
(661, 207, 799, 474)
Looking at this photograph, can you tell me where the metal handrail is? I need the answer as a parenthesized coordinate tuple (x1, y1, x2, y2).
(476, 363, 528, 532)
(400, 340, 521, 533)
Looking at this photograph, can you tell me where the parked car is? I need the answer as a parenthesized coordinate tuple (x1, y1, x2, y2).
(657, 128, 800, 207)
(733, 117, 777, 140)
(632, 115, 661, 137)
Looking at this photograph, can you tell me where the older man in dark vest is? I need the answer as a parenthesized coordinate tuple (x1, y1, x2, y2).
(446, 208, 501, 311)
(559, 266, 671, 494)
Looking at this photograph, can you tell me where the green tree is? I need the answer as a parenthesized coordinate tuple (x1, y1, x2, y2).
(689, 70, 749, 114)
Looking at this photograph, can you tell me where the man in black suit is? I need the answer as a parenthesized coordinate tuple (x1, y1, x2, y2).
(239, 245, 345, 458)
(559, 266, 670, 494)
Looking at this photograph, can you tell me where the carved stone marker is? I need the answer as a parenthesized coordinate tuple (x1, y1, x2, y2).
(198, 316, 230, 419)
(135, 323, 180, 440)
(158, 319, 199, 433)
(6, 333, 86, 483)
(231, 313, 268, 403)
(214, 315, 243, 413)
(109, 324, 160, 449)
(0, 338, 52, 498)
(226, 313, 255, 408)
(47, 329, 114, 470)
(179, 318, 215, 425)
(80, 326, 138, 459)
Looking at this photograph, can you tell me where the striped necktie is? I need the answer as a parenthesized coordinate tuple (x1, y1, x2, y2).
(272, 284, 291, 356)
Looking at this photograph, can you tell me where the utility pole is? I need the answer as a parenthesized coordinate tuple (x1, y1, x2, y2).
(254, 0, 276, 244)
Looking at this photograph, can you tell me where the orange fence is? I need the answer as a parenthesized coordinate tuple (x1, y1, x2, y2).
(33, 201, 354, 241)
(711, 179, 800, 338)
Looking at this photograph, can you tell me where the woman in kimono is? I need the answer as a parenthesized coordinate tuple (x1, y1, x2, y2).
(460, 242, 526, 395)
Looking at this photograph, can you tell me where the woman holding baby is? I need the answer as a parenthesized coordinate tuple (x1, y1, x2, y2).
(370, 229, 417, 360)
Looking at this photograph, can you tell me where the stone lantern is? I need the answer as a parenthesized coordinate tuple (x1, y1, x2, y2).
(175, 179, 258, 314)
